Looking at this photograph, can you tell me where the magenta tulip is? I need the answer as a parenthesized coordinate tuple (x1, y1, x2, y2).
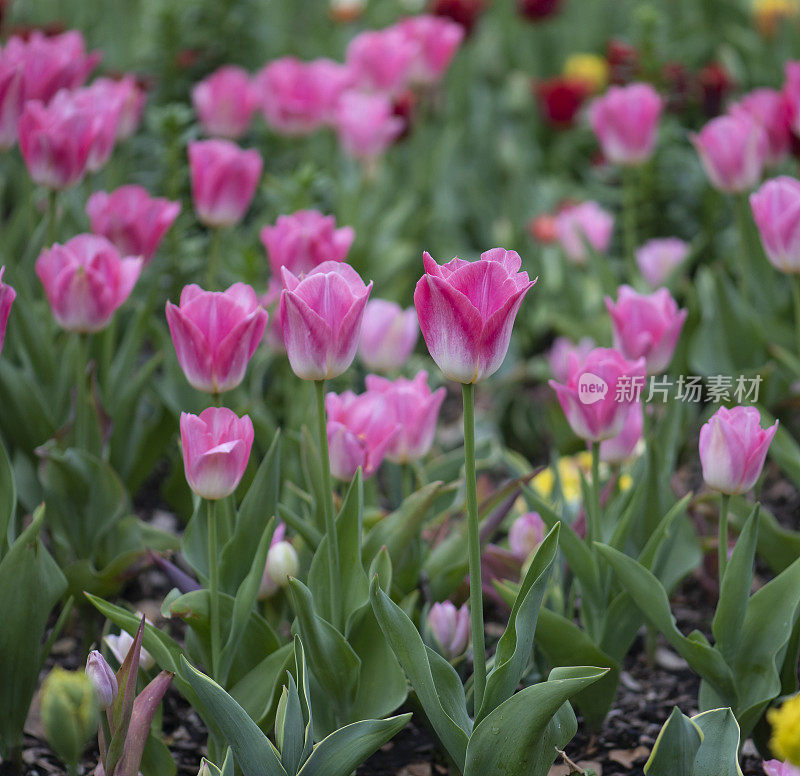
(414, 248, 535, 383)
(547, 336, 595, 383)
(166, 283, 267, 394)
(280, 261, 372, 380)
(0, 55, 23, 150)
(427, 601, 470, 659)
(635, 237, 690, 287)
(783, 61, 800, 136)
(36, 235, 142, 332)
(699, 406, 777, 495)
(180, 408, 254, 500)
(346, 27, 417, 95)
(256, 57, 352, 135)
(188, 139, 263, 227)
(87, 185, 181, 263)
(605, 285, 687, 374)
(508, 512, 545, 561)
(763, 761, 800, 776)
(398, 15, 464, 85)
(555, 201, 614, 265)
(365, 371, 446, 463)
(325, 389, 399, 479)
(334, 91, 404, 160)
(731, 89, 792, 167)
(87, 75, 146, 140)
(750, 176, 800, 274)
(599, 402, 643, 464)
(589, 82, 663, 165)
(549, 347, 646, 442)
(0, 267, 16, 357)
(691, 113, 768, 193)
(358, 299, 419, 372)
(192, 65, 258, 139)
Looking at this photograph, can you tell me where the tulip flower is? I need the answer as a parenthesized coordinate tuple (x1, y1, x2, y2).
(518, 0, 563, 21)
(180, 407, 254, 501)
(192, 65, 259, 139)
(87, 185, 181, 263)
(414, 248, 535, 384)
(607, 39, 639, 86)
(188, 139, 263, 228)
(555, 201, 614, 265)
(563, 54, 609, 94)
(334, 91, 405, 161)
(36, 235, 142, 333)
(0, 267, 16, 357)
(605, 285, 687, 374)
(763, 761, 800, 776)
(427, 601, 470, 659)
(784, 61, 800, 136)
(535, 76, 589, 127)
(599, 402, 643, 464)
(547, 336, 595, 383)
(698, 61, 735, 118)
(508, 512, 546, 561)
(346, 27, 417, 95)
(691, 113, 768, 193)
(365, 371, 446, 463)
(0, 55, 23, 150)
(358, 299, 419, 372)
(325, 389, 400, 480)
(84, 651, 118, 710)
(549, 347, 646, 443)
(280, 261, 372, 381)
(256, 57, 352, 135)
(750, 176, 800, 274)
(635, 237, 690, 287)
(397, 15, 464, 86)
(731, 88, 792, 167)
(166, 283, 268, 394)
(589, 82, 663, 166)
(104, 621, 156, 670)
(431, 0, 486, 35)
(258, 525, 300, 599)
(87, 75, 146, 140)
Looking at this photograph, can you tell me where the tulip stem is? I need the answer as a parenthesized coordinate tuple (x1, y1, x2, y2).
(462, 382, 486, 716)
(206, 227, 223, 290)
(207, 499, 221, 680)
(733, 194, 751, 301)
(622, 168, 637, 279)
(589, 441, 601, 545)
(792, 274, 800, 362)
(74, 333, 90, 452)
(315, 379, 341, 631)
(718, 493, 730, 588)
(47, 189, 58, 247)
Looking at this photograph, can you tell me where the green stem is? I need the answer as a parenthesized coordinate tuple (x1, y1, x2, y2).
(718, 493, 730, 588)
(622, 168, 638, 279)
(206, 227, 223, 290)
(207, 499, 221, 680)
(733, 194, 751, 300)
(462, 383, 486, 715)
(315, 379, 341, 630)
(74, 333, 90, 451)
(589, 441, 601, 545)
(47, 189, 58, 246)
(792, 275, 800, 362)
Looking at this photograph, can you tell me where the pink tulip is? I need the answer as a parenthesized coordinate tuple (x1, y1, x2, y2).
(365, 371, 446, 462)
(36, 235, 142, 332)
(427, 601, 469, 659)
(166, 283, 267, 394)
(750, 176, 800, 274)
(414, 248, 535, 383)
(334, 91, 404, 160)
(605, 285, 687, 374)
(258, 525, 299, 599)
(188, 140, 263, 227)
(547, 336, 595, 383)
(555, 201, 614, 265)
(508, 512, 546, 561)
(0, 55, 23, 150)
(87, 76, 146, 140)
(783, 61, 800, 136)
(180, 407, 254, 500)
(325, 389, 399, 479)
(192, 65, 258, 139)
(358, 300, 419, 372)
(731, 89, 792, 167)
(397, 15, 464, 85)
(0, 267, 16, 357)
(691, 113, 768, 193)
(599, 402, 643, 464)
(635, 237, 690, 287)
(280, 261, 372, 380)
(85, 651, 117, 709)
(346, 27, 417, 95)
(86, 185, 181, 262)
(549, 347, 646, 442)
(256, 57, 353, 135)
(589, 82, 663, 165)
(763, 761, 800, 776)
(4, 30, 100, 105)
(699, 406, 777, 495)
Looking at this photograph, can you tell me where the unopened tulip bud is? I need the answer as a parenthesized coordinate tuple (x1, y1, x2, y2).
(258, 540, 300, 599)
(427, 601, 470, 659)
(508, 512, 545, 561)
(85, 650, 118, 709)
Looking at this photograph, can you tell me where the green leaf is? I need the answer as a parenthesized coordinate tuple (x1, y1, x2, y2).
(275, 674, 304, 776)
(463, 667, 608, 776)
(644, 707, 702, 776)
(0, 437, 16, 554)
(370, 576, 470, 769)
(691, 709, 743, 776)
(229, 643, 294, 726)
(296, 714, 411, 776)
(180, 656, 288, 776)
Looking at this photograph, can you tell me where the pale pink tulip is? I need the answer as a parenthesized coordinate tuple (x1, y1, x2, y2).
(731, 89, 792, 167)
(555, 201, 614, 265)
(180, 407, 254, 500)
(699, 406, 777, 495)
(334, 91, 404, 160)
(397, 15, 464, 85)
(0, 55, 23, 149)
(87, 75, 146, 140)
(763, 760, 800, 776)
(0, 267, 16, 357)
(414, 248, 535, 383)
(635, 237, 690, 287)
(358, 300, 418, 372)
(85, 651, 117, 710)
(346, 27, 417, 95)
(427, 601, 469, 659)
(35, 235, 142, 332)
(280, 261, 372, 380)
(547, 336, 595, 383)
(750, 176, 800, 273)
(166, 283, 267, 394)
(192, 65, 258, 139)
(508, 512, 546, 561)
(599, 402, 643, 464)
(258, 527, 299, 599)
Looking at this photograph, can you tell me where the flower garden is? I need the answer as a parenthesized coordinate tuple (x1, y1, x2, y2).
(1, 0, 800, 774)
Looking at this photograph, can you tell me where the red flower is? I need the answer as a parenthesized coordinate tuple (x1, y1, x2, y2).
(662, 61, 692, 113)
(535, 77, 588, 127)
(517, 0, 563, 22)
(430, 0, 486, 36)
(697, 62, 735, 118)
(606, 39, 638, 85)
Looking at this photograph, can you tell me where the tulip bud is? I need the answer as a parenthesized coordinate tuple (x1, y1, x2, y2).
(85, 650, 118, 709)
(197, 758, 221, 776)
(427, 601, 470, 659)
(258, 540, 300, 599)
(508, 512, 546, 561)
(40, 667, 99, 768)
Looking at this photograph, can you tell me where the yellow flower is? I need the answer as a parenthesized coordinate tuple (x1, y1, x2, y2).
(563, 54, 609, 94)
(532, 467, 555, 499)
(753, 0, 800, 36)
(557, 456, 584, 503)
(768, 694, 800, 765)
(619, 473, 633, 492)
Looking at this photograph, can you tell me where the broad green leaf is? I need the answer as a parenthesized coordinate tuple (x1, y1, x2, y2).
(644, 707, 702, 776)
(0, 437, 16, 555)
(692, 709, 743, 776)
(275, 674, 304, 776)
(229, 643, 294, 726)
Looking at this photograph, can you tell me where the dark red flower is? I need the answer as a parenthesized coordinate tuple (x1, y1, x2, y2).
(535, 77, 589, 127)
(662, 61, 692, 113)
(518, 0, 563, 22)
(697, 62, 735, 118)
(391, 89, 419, 142)
(430, 0, 486, 36)
(606, 39, 638, 86)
